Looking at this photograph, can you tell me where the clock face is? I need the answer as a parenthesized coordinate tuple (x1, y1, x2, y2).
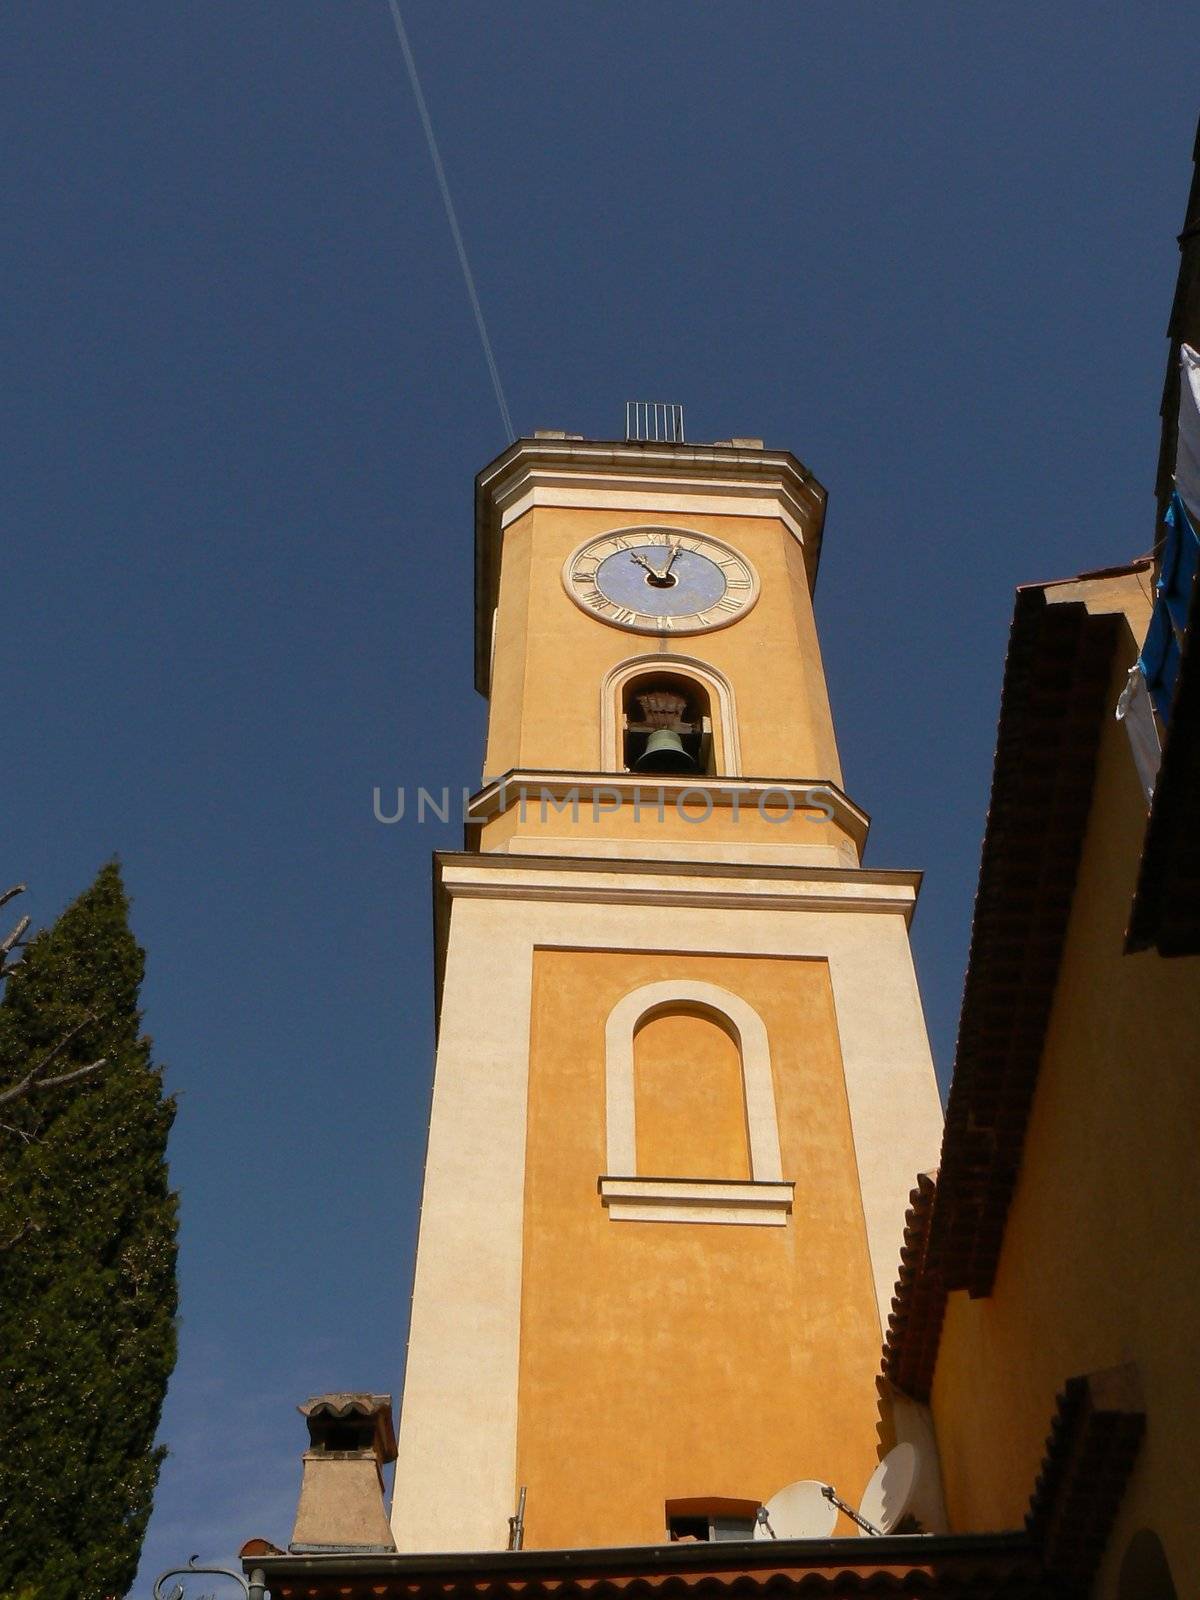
(562, 527, 758, 634)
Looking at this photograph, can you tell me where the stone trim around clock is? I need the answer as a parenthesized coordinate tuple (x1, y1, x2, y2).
(560, 525, 760, 638)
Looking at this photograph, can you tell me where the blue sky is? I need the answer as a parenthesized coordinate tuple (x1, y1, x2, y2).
(3, 4, 1195, 1592)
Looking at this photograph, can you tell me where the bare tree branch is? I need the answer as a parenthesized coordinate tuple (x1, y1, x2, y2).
(0, 1015, 107, 1109)
(2, 884, 31, 981)
(6, 1059, 108, 1105)
(0, 890, 112, 1117)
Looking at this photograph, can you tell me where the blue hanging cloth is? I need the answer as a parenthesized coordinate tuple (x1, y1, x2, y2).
(1138, 491, 1200, 723)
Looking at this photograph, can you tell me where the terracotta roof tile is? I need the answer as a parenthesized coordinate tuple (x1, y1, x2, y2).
(927, 591, 1124, 1297)
(245, 1535, 1052, 1600)
(880, 1173, 945, 1403)
(1025, 1365, 1146, 1592)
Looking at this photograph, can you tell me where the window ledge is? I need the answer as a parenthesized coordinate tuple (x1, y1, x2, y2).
(599, 1176, 794, 1226)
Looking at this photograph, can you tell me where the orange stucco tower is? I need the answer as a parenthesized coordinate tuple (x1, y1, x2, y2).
(391, 430, 943, 1554)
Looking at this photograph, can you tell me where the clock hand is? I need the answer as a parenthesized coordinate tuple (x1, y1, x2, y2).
(659, 541, 681, 578)
(630, 552, 659, 576)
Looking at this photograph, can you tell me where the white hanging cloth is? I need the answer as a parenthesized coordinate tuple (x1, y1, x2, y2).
(1115, 664, 1162, 802)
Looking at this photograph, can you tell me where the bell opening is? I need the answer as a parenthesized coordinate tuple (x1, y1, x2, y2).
(621, 673, 714, 775)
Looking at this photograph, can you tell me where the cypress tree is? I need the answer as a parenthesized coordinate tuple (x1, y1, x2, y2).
(0, 863, 178, 1600)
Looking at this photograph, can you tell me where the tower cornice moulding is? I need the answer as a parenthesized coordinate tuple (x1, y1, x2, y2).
(434, 850, 922, 923)
(465, 769, 870, 854)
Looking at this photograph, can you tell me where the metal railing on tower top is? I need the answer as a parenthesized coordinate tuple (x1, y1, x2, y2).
(626, 402, 685, 443)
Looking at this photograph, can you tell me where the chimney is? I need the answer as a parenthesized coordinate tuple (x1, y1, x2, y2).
(289, 1393, 397, 1553)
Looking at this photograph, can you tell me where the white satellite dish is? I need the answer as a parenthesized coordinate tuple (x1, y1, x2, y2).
(856, 1443, 919, 1536)
(754, 1479, 837, 1540)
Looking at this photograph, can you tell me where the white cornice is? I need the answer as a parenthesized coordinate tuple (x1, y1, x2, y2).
(480, 439, 824, 514)
(434, 850, 922, 922)
(492, 460, 818, 541)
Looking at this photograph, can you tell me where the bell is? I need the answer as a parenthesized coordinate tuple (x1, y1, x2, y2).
(635, 728, 697, 773)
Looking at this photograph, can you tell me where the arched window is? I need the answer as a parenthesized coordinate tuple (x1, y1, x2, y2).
(634, 1006, 750, 1179)
(601, 656, 741, 776)
(600, 980, 792, 1225)
(621, 672, 713, 775)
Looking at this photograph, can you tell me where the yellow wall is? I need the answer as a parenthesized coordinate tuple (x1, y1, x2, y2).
(483, 507, 844, 792)
(634, 1009, 750, 1180)
(516, 948, 884, 1550)
(930, 642, 1200, 1598)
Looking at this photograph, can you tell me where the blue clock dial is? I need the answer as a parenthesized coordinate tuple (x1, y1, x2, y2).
(595, 544, 726, 616)
(563, 528, 758, 635)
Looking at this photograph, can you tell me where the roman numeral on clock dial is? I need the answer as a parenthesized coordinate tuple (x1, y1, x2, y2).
(564, 529, 758, 633)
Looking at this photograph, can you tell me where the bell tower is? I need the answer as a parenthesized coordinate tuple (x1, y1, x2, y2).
(392, 430, 943, 1553)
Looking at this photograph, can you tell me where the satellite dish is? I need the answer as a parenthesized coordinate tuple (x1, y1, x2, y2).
(857, 1443, 919, 1536)
(754, 1479, 838, 1540)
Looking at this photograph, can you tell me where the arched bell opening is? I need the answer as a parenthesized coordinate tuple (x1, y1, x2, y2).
(621, 672, 714, 775)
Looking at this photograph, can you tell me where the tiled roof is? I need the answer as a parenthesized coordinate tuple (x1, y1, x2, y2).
(242, 1532, 1052, 1598)
(926, 589, 1125, 1297)
(298, 1392, 392, 1418)
(1025, 1365, 1146, 1593)
(298, 1392, 397, 1460)
(880, 1172, 944, 1404)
